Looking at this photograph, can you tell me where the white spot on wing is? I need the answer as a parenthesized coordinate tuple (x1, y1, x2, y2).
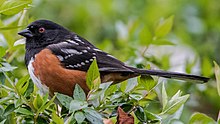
(93, 48, 102, 52)
(107, 54, 116, 59)
(82, 50, 88, 53)
(81, 62, 85, 65)
(57, 55, 64, 61)
(61, 49, 83, 55)
(28, 58, 49, 95)
(61, 42, 69, 45)
(68, 65, 74, 68)
(74, 35, 85, 44)
(64, 54, 74, 59)
(66, 39, 79, 45)
(64, 56, 69, 59)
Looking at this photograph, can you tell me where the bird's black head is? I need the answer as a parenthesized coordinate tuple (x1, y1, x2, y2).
(19, 20, 72, 66)
(18, 20, 70, 49)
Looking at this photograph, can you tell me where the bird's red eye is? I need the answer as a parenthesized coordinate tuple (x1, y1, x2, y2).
(38, 27, 45, 33)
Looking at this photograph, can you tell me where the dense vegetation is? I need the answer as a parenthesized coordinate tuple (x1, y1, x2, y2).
(0, 0, 220, 123)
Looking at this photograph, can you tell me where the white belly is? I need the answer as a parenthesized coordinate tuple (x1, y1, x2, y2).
(28, 58, 49, 95)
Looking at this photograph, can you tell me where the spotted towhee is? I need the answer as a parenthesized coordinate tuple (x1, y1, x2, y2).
(18, 20, 209, 96)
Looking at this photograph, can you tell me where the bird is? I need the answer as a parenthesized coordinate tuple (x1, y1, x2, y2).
(18, 20, 209, 96)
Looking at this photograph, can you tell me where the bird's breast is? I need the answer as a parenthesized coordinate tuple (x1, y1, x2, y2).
(28, 49, 88, 96)
(28, 58, 49, 95)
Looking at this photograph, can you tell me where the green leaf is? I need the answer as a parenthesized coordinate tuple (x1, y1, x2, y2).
(86, 59, 101, 90)
(218, 111, 220, 123)
(202, 57, 213, 77)
(145, 110, 161, 123)
(169, 90, 182, 104)
(119, 81, 127, 92)
(0, 25, 24, 30)
(69, 100, 88, 113)
(99, 81, 112, 97)
(15, 74, 30, 95)
(0, 95, 14, 104)
(0, 62, 17, 72)
(120, 104, 133, 113)
(138, 75, 156, 91)
(214, 61, 220, 96)
(155, 15, 174, 38)
(105, 84, 117, 97)
(151, 39, 175, 45)
(163, 93, 190, 114)
(88, 82, 113, 107)
(56, 92, 73, 108)
(14, 108, 33, 116)
(129, 93, 143, 101)
(0, 105, 4, 115)
(74, 84, 86, 101)
(0, 86, 9, 97)
(185, 57, 198, 74)
(134, 106, 147, 122)
(2, 72, 15, 90)
(110, 91, 123, 102)
(120, 78, 137, 93)
(94, 77, 101, 89)
(51, 112, 64, 124)
(161, 82, 168, 110)
(84, 108, 103, 124)
(74, 111, 85, 124)
(33, 94, 43, 110)
(88, 82, 112, 101)
(88, 88, 103, 101)
(0, 0, 6, 7)
(14, 99, 23, 108)
(189, 112, 216, 124)
(125, 78, 137, 93)
(42, 93, 49, 104)
(24, 81, 34, 97)
(0, 0, 31, 15)
(0, 119, 6, 124)
(139, 26, 152, 46)
(0, 46, 6, 58)
(3, 104, 15, 116)
(64, 113, 76, 124)
(38, 95, 56, 113)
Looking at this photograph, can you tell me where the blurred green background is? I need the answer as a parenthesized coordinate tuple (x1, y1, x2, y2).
(0, 0, 220, 123)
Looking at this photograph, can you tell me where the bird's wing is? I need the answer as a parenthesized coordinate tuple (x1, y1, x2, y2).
(46, 35, 134, 73)
(46, 35, 209, 83)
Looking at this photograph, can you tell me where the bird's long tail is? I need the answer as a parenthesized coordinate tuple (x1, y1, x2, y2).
(131, 68, 209, 83)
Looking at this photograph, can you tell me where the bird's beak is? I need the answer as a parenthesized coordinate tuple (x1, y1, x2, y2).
(18, 29, 33, 38)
